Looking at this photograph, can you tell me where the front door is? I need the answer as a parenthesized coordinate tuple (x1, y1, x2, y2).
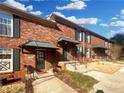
(36, 50, 45, 70)
(63, 47, 69, 61)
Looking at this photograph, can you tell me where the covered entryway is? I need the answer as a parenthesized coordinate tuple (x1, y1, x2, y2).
(58, 37, 80, 61)
(92, 44, 108, 59)
(21, 40, 58, 71)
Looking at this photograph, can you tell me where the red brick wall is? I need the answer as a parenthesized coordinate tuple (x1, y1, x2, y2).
(0, 17, 76, 71)
(0, 15, 115, 73)
(91, 35, 105, 47)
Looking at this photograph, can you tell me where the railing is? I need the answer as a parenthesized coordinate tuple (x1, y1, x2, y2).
(0, 61, 11, 71)
(59, 61, 79, 71)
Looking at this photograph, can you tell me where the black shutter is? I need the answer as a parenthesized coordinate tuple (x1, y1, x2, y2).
(75, 31, 78, 40)
(82, 32, 83, 41)
(13, 15, 20, 38)
(13, 48, 20, 71)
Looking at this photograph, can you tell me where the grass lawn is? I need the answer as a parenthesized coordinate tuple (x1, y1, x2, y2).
(87, 62, 124, 74)
(55, 70, 98, 93)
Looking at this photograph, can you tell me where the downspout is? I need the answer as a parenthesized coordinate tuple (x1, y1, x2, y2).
(83, 32, 85, 63)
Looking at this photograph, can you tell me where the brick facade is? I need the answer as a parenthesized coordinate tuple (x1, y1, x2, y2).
(0, 4, 114, 78)
(0, 16, 114, 71)
(0, 17, 77, 72)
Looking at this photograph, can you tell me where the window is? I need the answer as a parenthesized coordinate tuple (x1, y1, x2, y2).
(0, 48, 13, 72)
(76, 46, 82, 57)
(85, 48, 91, 58)
(85, 32, 91, 43)
(75, 31, 82, 41)
(82, 32, 85, 42)
(0, 11, 13, 37)
(104, 41, 109, 48)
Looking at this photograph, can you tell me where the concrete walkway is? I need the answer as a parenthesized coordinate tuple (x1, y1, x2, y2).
(84, 67, 124, 93)
(32, 73, 78, 93)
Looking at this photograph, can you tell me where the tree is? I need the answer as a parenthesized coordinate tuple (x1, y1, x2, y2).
(110, 33, 124, 59)
(110, 33, 124, 46)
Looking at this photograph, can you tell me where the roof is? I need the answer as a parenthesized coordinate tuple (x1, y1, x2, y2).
(0, 3, 56, 28)
(0, 4, 114, 44)
(92, 44, 107, 50)
(49, 14, 113, 43)
(22, 40, 58, 49)
(58, 37, 80, 44)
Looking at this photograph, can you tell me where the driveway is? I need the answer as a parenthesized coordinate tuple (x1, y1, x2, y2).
(84, 67, 124, 93)
(32, 73, 78, 93)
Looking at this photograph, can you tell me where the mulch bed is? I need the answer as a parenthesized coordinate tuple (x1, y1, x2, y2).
(0, 78, 35, 93)
(0, 79, 25, 93)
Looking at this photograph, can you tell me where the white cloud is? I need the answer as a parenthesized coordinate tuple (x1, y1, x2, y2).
(99, 21, 124, 27)
(120, 9, 124, 18)
(26, 5, 33, 11)
(52, 12, 98, 25)
(56, 1, 87, 10)
(30, 11, 42, 16)
(53, 12, 66, 18)
(71, 0, 91, 2)
(108, 28, 124, 38)
(67, 16, 98, 25)
(4, 0, 42, 15)
(110, 21, 124, 27)
(4, 0, 32, 11)
(111, 17, 118, 20)
(99, 23, 108, 27)
(70, 0, 80, 2)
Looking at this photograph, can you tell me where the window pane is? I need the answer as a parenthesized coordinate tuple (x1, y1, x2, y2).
(7, 25, 11, 35)
(85, 33, 90, 43)
(0, 24, 2, 34)
(0, 18, 2, 23)
(0, 54, 11, 59)
(75, 31, 82, 41)
(0, 48, 12, 59)
(0, 48, 11, 54)
(3, 19, 7, 24)
(0, 12, 12, 36)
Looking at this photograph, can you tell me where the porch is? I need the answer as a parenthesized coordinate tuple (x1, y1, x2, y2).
(58, 36, 80, 61)
(92, 44, 108, 60)
(21, 40, 58, 72)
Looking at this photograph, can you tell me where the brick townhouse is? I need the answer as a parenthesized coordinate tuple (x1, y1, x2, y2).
(0, 4, 114, 80)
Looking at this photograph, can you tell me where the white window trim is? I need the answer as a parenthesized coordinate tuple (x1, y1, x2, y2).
(79, 31, 82, 41)
(86, 48, 90, 58)
(0, 48, 13, 73)
(104, 41, 109, 48)
(83, 32, 85, 42)
(0, 11, 13, 37)
(76, 31, 82, 41)
(88, 34, 91, 43)
(85, 33, 91, 43)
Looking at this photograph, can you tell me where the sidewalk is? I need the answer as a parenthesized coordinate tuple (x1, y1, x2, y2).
(32, 73, 78, 93)
(84, 69, 124, 93)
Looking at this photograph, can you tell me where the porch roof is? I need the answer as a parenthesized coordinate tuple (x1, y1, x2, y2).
(92, 44, 107, 50)
(58, 37, 80, 44)
(22, 40, 58, 49)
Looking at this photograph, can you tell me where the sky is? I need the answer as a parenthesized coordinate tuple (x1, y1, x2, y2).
(1, 0, 124, 39)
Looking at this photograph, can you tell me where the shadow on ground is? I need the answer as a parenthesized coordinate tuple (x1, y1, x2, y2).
(25, 79, 34, 93)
